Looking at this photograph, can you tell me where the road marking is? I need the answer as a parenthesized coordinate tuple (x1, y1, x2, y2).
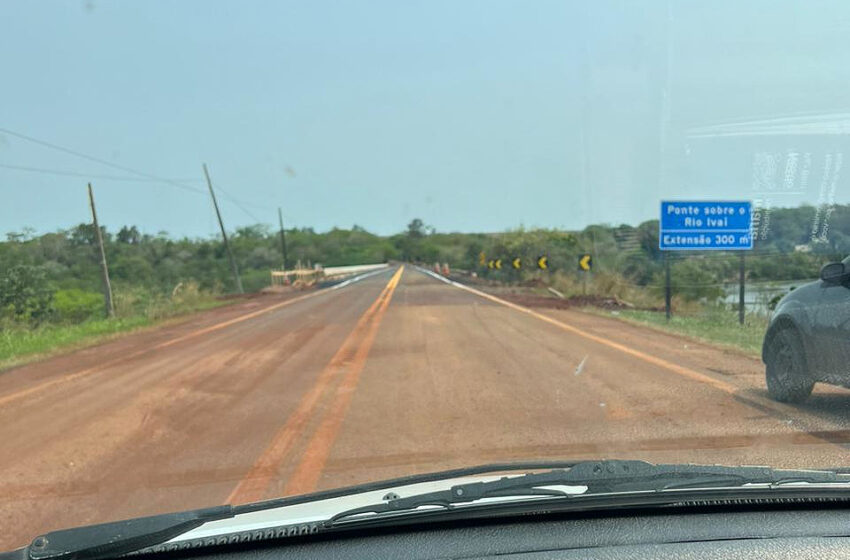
(227, 266, 404, 503)
(574, 355, 588, 376)
(0, 268, 393, 408)
(415, 267, 738, 394)
(281, 266, 404, 496)
(327, 267, 390, 290)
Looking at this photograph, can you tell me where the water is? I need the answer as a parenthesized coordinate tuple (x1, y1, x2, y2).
(721, 279, 816, 315)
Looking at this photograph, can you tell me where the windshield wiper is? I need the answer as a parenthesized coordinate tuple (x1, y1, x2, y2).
(327, 460, 848, 525)
(6, 460, 847, 560)
(3, 506, 233, 560)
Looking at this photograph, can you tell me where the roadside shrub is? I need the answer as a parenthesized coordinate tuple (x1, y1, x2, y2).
(240, 269, 271, 293)
(52, 289, 103, 323)
(549, 269, 661, 309)
(649, 259, 724, 302)
(170, 281, 215, 312)
(112, 285, 154, 319)
(113, 282, 218, 321)
(0, 265, 54, 324)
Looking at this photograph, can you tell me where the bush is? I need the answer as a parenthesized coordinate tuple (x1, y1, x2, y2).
(112, 282, 219, 321)
(52, 289, 103, 323)
(650, 259, 724, 302)
(170, 281, 215, 312)
(241, 269, 271, 293)
(549, 269, 662, 308)
(0, 265, 54, 324)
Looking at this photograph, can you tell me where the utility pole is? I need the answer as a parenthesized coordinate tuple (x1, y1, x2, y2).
(87, 183, 115, 318)
(278, 207, 289, 270)
(203, 163, 244, 294)
(738, 253, 746, 325)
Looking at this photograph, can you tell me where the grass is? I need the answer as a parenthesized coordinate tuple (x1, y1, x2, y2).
(0, 316, 153, 370)
(0, 292, 231, 371)
(593, 307, 769, 357)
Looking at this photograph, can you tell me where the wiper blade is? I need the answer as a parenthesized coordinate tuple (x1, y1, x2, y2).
(327, 460, 847, 526)
(10, 505, 233, 560)
(7, 461, 844, 559)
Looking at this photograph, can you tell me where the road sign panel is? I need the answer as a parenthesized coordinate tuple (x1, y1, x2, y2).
(537, 255, 548, 270)
(512, 257, 521, 269)
(578, 254, 592, 271)
(494, 259, 502, 270)
(659, 201, 753, 251)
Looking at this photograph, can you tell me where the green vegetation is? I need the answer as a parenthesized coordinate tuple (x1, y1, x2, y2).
(1, 203, 847, 365)
(596, 308, 768, 356)
(0, 316, 152, 369)
(0, 281, 224, 369)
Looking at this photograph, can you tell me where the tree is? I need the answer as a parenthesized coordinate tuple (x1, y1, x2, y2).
(0, 265, 54, 323)
(117, 225, 141, 244)
(69, 223, 108, 246)
(406, 218, 425, 239)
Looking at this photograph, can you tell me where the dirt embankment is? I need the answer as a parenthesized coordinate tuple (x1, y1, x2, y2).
(445, 272, 661, 311)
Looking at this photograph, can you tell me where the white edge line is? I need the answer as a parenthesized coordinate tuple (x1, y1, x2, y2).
(329, 266, 392, 290)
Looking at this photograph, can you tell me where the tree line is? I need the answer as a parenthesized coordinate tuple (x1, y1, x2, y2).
(2, 204, 849, 325)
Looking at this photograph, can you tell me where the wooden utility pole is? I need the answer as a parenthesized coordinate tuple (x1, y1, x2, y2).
(278, 207, 289, 270)
(87, 183, 115, 318)
(203, 163, 244, 294)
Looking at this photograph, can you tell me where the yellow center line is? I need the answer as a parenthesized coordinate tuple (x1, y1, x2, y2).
(227, 265, 404, 504)
(280, 266, 404, 496)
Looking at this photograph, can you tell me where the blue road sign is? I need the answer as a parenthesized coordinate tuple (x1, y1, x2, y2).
(660, 201, 753, 251)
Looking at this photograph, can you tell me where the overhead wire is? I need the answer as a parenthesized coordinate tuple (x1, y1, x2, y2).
(211, 184, 263, 224)
(0, 162, 201, 183)
(0, 126, 267, 222)
(0, 127, 205, 195)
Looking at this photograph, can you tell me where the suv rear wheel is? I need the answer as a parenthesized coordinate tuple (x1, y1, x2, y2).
(765, 328, 814, 403)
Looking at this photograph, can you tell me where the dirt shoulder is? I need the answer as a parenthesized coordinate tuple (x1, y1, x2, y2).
(0, 288, 315, 376)
(447, 272, 763, 358)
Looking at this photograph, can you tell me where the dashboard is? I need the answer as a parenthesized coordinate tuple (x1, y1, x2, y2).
(136, 505, 850, 560)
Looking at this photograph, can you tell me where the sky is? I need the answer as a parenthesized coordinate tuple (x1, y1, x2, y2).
(3, 0, 850, 238)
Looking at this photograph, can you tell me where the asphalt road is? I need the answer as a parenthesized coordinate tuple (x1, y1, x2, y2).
(3, 265, 850, 549)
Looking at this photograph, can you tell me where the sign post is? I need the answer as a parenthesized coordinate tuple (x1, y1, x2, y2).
(659, 201, 753, 321)
(664, 254, 672, 321)
(739, 253, 746, 325)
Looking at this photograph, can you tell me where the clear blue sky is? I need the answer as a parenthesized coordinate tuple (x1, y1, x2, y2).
(3, 1, 850, 238)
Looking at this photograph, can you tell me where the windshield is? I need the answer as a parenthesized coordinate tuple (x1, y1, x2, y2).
(3, 0, 850, 550)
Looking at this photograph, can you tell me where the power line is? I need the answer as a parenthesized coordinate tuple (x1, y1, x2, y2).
(0, 127, 205, 195)
(213, 186, 263, 223)
(0, 162, 201, 183)
(0, 126, 268, 222)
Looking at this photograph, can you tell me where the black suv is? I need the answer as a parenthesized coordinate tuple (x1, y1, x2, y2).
(763, 256, 850, 402)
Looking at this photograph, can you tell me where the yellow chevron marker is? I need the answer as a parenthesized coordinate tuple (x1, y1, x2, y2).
(537, 255, 548, 270)
(579, 254, 593, 271)
(512, 257, 521, 269)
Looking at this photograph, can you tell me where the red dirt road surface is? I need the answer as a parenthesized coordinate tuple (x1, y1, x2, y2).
(3, 265, 850, 549)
